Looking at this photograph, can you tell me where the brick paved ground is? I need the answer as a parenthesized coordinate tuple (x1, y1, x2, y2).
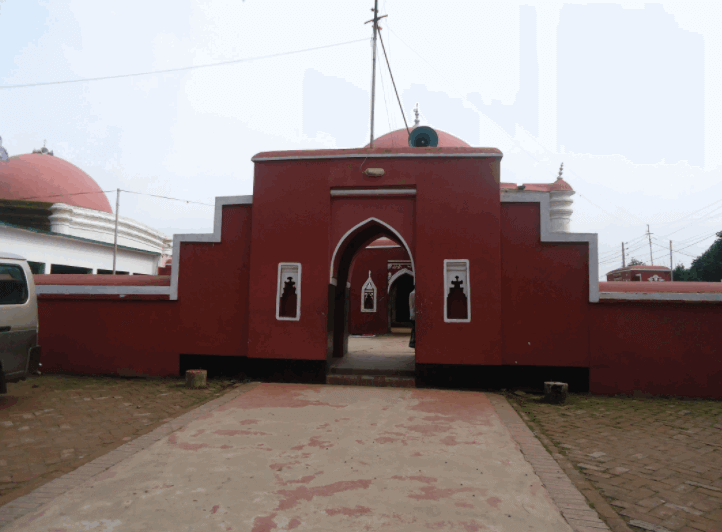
(0, 373, 244, 508)
(504, 391, 722, 532)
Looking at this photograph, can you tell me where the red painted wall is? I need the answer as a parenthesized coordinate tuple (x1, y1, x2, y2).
(247, 160, 331, 362)
(589, 302, 722, 399)
(414, 157, 503, 366)
(248, 152, 503, 368)
(36, 205, 253, 377)
(29, 147, 722, 399)
(176, 205, 253, 356)
(347, 245, 411, 335)
(500, 203, 590, 366)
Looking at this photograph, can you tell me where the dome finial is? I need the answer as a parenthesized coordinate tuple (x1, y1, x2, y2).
(33, 140, 53, 156)
(557, 162, 564, 180)
(413, 103, 420, 127)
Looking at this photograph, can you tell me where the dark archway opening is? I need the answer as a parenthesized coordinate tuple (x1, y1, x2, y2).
(327, 221, 414, 376)
(388, 273, 414, 328)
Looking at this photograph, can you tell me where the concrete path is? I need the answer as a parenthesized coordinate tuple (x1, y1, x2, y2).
(3, 383, 603, 531)
(329, 335, 415, 376)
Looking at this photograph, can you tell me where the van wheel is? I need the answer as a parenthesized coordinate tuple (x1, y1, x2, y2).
(0, 369, 7, 395)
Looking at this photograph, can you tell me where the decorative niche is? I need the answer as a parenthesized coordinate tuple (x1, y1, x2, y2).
(276, 263, 301, 320)
(444, 259, 470, 322)
(361, 271, 377, 313)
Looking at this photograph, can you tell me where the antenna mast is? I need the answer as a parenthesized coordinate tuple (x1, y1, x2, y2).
(365, 1, 386, 148)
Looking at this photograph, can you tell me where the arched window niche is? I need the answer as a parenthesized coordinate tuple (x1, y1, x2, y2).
(276, 263, 301, 321)
(361, 270, 377, 313)
(444, 259, 470, 323)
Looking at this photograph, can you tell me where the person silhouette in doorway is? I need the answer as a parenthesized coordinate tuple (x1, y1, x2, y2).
(409, 287, 416, 348)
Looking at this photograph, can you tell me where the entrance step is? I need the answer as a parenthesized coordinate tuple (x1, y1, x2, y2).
(326, 374, 415, 388)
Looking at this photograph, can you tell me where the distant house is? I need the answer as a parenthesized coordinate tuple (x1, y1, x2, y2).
(606, 265, 671, 282)
(0, 145, 172, 275)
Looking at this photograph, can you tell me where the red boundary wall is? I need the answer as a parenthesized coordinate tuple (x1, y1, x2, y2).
(30, 193, 722, 398)
(35, 204, 252, 377)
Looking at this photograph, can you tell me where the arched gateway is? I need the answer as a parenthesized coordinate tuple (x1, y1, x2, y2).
(246, 134, 513, 381)
(29, 125, 722, 398)
(329, 217, 414, 358)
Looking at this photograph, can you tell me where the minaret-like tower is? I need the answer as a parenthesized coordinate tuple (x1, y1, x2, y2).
(549, 162, 575, 232)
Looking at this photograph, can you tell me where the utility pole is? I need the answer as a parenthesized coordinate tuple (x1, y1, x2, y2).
(112, 188, 120, 274)
(646, 224, 654, 265)
(622, 242, 626, 268)
(670, 240, 674, 281)
(365, 1, 386, 148)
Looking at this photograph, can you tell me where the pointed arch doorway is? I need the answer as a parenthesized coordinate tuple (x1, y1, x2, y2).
(388, 269, 414, 331)
(327, 217, 415, 377)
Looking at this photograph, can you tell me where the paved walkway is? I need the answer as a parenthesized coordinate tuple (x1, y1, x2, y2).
(1, 383, 609, 531)
(329, 335, 415, 376)
(0, 375, 235, 509)
(505, 391, 722, 532)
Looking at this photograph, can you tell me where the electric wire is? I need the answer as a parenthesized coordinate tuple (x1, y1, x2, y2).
(597, 233, 648, 259)
(651, 198, 722, 228)
(387, 24, 706, 238)
(12, 189, 215, 207)
(0, 39, 369, 90)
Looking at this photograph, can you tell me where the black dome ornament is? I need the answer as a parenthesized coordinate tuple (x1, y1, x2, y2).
(408, 126, 439, 148)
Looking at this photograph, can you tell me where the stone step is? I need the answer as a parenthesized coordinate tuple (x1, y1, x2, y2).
(326, 374, 416, 388)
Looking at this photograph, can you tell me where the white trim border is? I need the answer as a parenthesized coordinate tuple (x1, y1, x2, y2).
(330, 217, 414, 285)
(36, 286, 170, 296)
(388, 268, 414, 293)
(599, 292, 722, 302)
(253, 152, 503, 162)
(331, 189, 416, 197)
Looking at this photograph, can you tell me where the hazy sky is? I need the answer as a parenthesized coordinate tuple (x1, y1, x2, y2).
(2, 0, 721, 279)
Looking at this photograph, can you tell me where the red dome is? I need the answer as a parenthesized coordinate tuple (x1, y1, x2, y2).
(0, 154, 113, 214)
(366, 127, 471, 148)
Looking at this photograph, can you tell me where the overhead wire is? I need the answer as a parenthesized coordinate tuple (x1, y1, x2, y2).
(597, 233, 648, 259)
(386, 24, 711, 240)
(0, 38, 369, 90)
(12, 189, 215, 208)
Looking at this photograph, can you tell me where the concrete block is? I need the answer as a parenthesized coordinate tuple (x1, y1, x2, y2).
(544, 381, 568, 404)
(186, 369, 207, 389)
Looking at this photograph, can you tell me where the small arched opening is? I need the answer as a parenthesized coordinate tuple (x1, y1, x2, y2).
(388, 271, 414, 331)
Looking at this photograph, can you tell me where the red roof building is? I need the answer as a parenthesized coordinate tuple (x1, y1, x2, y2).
(606, 265, 672, 282)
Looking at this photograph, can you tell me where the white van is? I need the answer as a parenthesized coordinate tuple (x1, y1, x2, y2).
(0, 252, 41, 394)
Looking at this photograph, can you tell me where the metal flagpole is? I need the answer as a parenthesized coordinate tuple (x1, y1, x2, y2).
(622, 242, 625, 268)
(112, 188, 120, 274)
(670, 240, 674, 281)
(366, 0, 382, 148)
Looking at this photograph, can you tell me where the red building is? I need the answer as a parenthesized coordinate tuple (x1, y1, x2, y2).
(606, 265, 672, 282)
(29, 126, 722, 399)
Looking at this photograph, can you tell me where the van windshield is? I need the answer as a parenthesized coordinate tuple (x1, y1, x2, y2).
(0, 264, 29, 305)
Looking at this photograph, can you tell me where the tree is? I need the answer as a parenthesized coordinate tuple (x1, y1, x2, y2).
(628, 258, 645, 266)
(673, 230, 722, 282)
(673, 263, 696, 281)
